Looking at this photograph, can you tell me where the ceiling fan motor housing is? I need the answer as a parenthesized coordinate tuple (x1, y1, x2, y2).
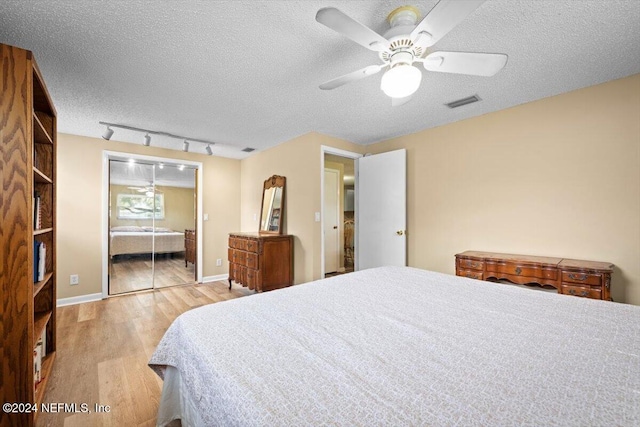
(380, 6, 423, 63)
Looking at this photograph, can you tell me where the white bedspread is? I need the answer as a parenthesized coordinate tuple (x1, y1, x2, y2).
(109, 231, 184, 256)
(149, 266, 640, 426)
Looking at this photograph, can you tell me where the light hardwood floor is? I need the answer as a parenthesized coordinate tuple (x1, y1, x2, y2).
(37, 281, 253, 427)
(109, 255, 196, 295)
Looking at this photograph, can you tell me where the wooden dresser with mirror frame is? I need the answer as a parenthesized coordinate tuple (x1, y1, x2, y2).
(228, 175, 293, 292)
(455, 251, 614, 300)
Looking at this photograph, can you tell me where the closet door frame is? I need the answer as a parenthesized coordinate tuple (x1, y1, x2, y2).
(101, 151, 203, 298)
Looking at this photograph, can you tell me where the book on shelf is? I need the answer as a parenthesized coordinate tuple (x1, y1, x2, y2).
(34, 344, 42, 385)
(33, 240, 46, 282)
(34, 328, 46, 386)
(33, 241, 39, 283)
(33, 192, 42, 230)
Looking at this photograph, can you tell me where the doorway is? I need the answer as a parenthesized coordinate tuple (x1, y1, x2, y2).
(322, 147, 360, 277)
(102, 152, 203, 297)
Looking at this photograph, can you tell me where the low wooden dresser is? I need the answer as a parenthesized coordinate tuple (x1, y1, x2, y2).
(455, 251, 614, 300)
(228, 232, 293, 292)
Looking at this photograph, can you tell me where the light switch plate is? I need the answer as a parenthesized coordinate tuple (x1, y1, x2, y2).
(204, 213, 209, 221)
(315, 212, 321, 222)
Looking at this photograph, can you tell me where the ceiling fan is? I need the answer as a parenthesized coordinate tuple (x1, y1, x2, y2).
(127, 182, 163, 196)
(315, 0, 508, 105)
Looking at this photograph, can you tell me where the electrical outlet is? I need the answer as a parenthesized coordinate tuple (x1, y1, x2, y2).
(70, 274, 79, 285)
(253, 213, 257, 221)
(216, 258, 222, 267)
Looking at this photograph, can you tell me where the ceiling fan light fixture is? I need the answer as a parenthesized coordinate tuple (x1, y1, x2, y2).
(380, 64, 422, 98)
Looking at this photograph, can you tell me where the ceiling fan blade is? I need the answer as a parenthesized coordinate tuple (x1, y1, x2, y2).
(316, 7, 389, 52)
(392, 95, 413, 107)
(410, 0, 485, 47)
(320, 65, 384, 90)
(423, 51, 508, 76)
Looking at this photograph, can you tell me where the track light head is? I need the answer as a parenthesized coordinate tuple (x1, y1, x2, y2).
(143, 133, 151, 146)
(183, 140, 189, 152)
(205, 144, 213, 155)
(102, 126, 114, 140)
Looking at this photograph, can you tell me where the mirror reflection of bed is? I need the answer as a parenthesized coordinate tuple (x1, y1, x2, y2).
(108, 159, 196, 295)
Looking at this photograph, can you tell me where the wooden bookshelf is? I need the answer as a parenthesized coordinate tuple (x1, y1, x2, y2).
(1, 43, 57, 427)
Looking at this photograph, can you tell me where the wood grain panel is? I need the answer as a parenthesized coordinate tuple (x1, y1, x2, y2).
(1, 43, 35, 426)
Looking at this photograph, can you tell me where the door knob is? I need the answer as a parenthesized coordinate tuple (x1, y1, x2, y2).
(333, 226, 338, 229)
(396, 230, 405, 236)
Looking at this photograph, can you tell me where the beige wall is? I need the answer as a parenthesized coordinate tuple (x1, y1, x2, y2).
(110, 184, 195, 232)
(240, 132, 365, 284)
(368, 74, 640, 305)
(59, 74, 639, 304)
(56, 133, 241, 299)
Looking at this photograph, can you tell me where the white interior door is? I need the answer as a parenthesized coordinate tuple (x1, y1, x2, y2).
(324, 168, 340, 273)
(356, 149, 407, 270)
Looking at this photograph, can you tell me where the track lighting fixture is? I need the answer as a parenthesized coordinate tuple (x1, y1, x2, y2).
(102, 126, 114, 140)
(98, 121, 218, 154)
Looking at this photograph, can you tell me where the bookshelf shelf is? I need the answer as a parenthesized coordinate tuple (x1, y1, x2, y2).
(1, 43, 57, 426)
(33, 227, 53, 236)
(34, 166, 53, 184)
(33, 311, 52, 349)
(33, 113, 53, 145)
(34, 272, 53, 297)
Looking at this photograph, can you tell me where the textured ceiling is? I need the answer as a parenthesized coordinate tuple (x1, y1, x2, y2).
(1, 1, 639, 159)
(110, 159, 196, 188)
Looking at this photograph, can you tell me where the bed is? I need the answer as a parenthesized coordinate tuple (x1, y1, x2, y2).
(149, 266, 640, 426)
(109, 226, 184, 257)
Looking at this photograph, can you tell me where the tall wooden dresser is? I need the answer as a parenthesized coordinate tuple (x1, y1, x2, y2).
(184, 229, 196, 267)
(228, 232, 293, 292)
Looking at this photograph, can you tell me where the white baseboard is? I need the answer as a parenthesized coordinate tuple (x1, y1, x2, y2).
(57, 292, 103, 307)
(201, 274, 229, 283)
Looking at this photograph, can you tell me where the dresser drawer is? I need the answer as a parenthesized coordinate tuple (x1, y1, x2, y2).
(458, 259, 484, 271)
(246, 239, 259, 253)
(561, 271, 601, 286)
(457, 269, 483, 280)
(486, 263, 557, 280)
(228, 249, 246, 265)
(229, 237, 243, 250)
(246, 269, 261, 291)
(560, 284, 601, 299)
(246, 252, 259, 269)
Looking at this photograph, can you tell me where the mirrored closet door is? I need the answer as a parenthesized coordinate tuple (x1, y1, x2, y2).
(108, 159, 196, 295)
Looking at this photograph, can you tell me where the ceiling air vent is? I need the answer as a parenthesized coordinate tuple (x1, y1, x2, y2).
(241, 147, 255, 153)
(445, 94, 481, 109)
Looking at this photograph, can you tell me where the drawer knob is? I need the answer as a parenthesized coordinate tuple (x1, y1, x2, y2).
(568, 273, 588, 281)
(581, 291, 589, 297)
(468, 262, 479, 268)
(515, 267, 522, 275)
(569, 289, 576, 295)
